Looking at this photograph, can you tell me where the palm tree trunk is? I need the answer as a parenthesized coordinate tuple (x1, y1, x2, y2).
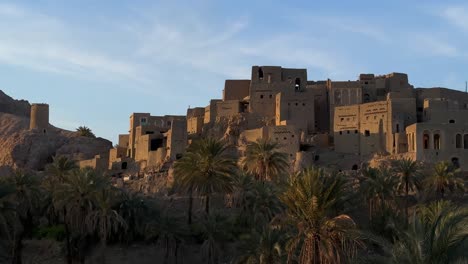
(11, 231, 23, 264)
(205, 195, 210, 215)
(188, 188, 193, 225)
(405, 179, 409, 224)
(63, 208, 72, 264)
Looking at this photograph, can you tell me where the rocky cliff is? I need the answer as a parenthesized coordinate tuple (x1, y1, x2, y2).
(0, 90, 112, 170)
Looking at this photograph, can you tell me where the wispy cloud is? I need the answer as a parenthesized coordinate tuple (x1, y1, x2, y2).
(441, 5, 468, 31)
(0, 3, 144, 83)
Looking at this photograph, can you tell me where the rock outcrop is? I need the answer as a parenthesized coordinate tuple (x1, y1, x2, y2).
(0, 90, 112, 170)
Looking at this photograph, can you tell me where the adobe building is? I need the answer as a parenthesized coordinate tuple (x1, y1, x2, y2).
(107, 65, 468, 174)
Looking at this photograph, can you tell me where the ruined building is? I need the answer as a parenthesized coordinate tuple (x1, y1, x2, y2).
(102, 65, 468, 173)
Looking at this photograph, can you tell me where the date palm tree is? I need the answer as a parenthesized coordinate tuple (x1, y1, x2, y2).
(86, 188, 127, 263)
(1, 170, 41, 264)
(281, 167, 363, 264)
(393, 158, 421, 222)
(174, 138, 236, 216)
(53, 168, 109, 263)
(392, 200, 468, 263)
(76, 126, 96, 138)
(424, 161, 464, 200)
(236, 227, 284, 264)
(359, 166, 398, 221)
(242, 139, 289, 182)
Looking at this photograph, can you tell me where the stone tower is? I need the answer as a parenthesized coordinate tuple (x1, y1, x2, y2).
(29, 103, 49, 133)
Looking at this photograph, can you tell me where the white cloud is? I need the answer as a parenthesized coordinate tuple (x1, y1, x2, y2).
(0, 3, 144, 83)
(441, 5, 468, 31)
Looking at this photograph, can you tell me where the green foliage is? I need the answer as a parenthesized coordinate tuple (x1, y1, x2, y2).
(76, 126, 96, 138)
(424, 161, 465, 200)
(392, 200, 468, 263)
(242, 139, 289, 182)
(281, 167, 363, 264)
(174, 137, 236, 215)
(34, 225, 66, 241)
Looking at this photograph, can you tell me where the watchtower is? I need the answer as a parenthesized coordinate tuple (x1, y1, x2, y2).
(29, 103, 49, 133)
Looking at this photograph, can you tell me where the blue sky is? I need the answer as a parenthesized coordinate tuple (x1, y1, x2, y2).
(1, 0, 468, 143)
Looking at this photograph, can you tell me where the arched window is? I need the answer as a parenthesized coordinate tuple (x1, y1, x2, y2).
(295, 78, 301, 91)
(464, 134, 468, 149)
(423, 132, 430, 149)
(258, 67, 264, 80)
(434, 133, 441, 150)
(456, 134, 462, 148)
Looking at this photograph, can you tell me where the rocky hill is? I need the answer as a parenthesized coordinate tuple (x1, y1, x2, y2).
(0, 90, 112, 170)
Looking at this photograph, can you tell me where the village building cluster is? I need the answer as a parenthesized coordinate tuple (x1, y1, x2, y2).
(70, 66, 468, 172)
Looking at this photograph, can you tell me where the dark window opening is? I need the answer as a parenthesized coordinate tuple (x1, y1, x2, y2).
(452, 157, 460, 168)
(347, 130, 350, 134)
(258, 67, 264, 80)
(295, 103, 298, 106)
(364, 93, 370, 102)
(396, 124, 400, 133)
(43, 129, 46, 134)
(339, 131, 342, 135)
(423, 133, 430, 149)
(146, 131, 154, 135)
(150, 138, 163, 151)
(291, 135, 295, 138)
(260, 94, 264, 99)
(449, 119, 455, 124)
(365, 130, 370, 137)
(434, 134, 441, 150)
(283, 137, 287, 140)
(176, 154, 183, 160)
(295, 78, 301, 91)
(121, 162, 128, 170)
(314, 155, 320, 161)
(352, 164, 358, 170)
(269, 94, 272, 98)
(456, 134, 462, 148)
(464, 134, 468, 149)
(355, 130, 358, 134)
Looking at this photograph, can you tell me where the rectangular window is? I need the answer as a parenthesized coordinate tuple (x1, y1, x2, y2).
(365, 130, 370, 137)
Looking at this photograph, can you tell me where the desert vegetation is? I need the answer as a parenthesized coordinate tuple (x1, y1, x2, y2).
(1, 138, 468, 264)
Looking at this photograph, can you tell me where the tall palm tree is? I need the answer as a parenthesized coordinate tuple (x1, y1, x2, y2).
(281, 167, 363, 264)
(236, 227, 284, 264)
(53, 168, 109, 263)
(117, 191, 148, 242)
(242, 139, 289, 182)
(359, 166, 398, 221)
(174, 138, 236, 216)
(424, 161, 464, 200)
(44, 156, 77, 264)
(393, 158, 421, 222)
(200, 213, 232, 264)
(45, 156, 77, 184)
(1, 170, 42, 264)
(86, 188, 127, 263)
(392, 200, 468, 263)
